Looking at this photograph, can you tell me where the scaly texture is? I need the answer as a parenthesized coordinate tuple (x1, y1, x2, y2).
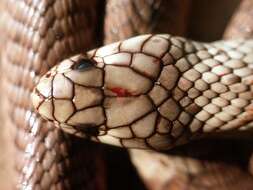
(102, 1, 253, 189)
(104, 0, 190, 44)
(223, 0, 253, 176)
(224, 0, 253, 39)
(32, 34, 253, 151)
(0, 0, 106, 189)
(102, 2, 253, 189)
(130, 149, 253, 190)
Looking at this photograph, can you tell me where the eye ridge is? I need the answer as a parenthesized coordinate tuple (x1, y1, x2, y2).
(73, 58, 95, 71)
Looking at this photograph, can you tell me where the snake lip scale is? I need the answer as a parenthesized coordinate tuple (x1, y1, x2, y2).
(32, 34, 253, 151)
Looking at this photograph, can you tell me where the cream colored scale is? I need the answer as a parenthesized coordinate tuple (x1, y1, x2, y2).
(32, 34, 253, 150)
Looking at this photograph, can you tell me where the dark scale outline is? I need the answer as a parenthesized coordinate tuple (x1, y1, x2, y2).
(140, 35, 154, 52)
(128, 111, 159, 140)
(61, 75, 106, 126)
(62, 70, 104, 89)
(101, 50, 159, 59)
(99, 35, 170, 134)
(130, 53, 162, 80)
(37, 59, 107, 137)
(105, 105, 156, 129)
(34, 88, 47, 110)
(157, 38, 230, 138)
(107, 35, 179, 149)
(71, 83, 104, 109)
(154, 113, 173, 136)
(105, 64, 155, 82)
(198, 43, 251, 132)
(52, 74, 75, 100)
(118, 41, 123, 52)
(34, 34, 253, 150)
(169, 41, 227, 134)
(51, 75, 58, 122)
(148, 85, 172, 107)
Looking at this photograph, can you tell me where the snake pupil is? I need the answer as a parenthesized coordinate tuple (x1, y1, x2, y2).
(73, 58, 94, 71)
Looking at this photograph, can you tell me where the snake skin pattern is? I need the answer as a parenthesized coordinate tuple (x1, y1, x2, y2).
(103, 2, 253, 189)
(224, 0, 253, 178)
(32, 34, 253, 151)
(130, 148, 253, 190)
(224, 0, 253, 39)
(0, 0, 192, 189)
(104, 0, 190, 44)
(0, 0, 106, 189)
(1, 0, 253, 189)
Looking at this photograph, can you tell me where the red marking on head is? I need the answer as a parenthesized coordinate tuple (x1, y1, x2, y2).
(109, 87, 133, 97)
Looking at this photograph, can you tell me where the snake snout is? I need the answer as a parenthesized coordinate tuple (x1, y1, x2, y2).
(31, 74, 54, 120)
(32, 56, 106, 130)
(31, 88, 45, 111)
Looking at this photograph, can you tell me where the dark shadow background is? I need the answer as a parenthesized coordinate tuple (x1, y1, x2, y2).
(187, 0, 240, 41)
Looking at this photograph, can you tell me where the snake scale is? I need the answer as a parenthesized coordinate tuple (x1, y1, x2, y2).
(0, 0, 107, 189)
(1, 0, 253, 189)
(32, 34, 253, 150)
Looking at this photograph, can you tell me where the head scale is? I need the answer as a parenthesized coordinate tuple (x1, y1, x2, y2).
(32, 34, 180, 150)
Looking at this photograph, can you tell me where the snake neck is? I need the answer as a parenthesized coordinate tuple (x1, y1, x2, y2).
(158, 37, 253, 140)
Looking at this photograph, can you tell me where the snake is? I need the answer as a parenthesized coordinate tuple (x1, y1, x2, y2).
(32, 34, 253, 151)
(2, 0, 253, 189)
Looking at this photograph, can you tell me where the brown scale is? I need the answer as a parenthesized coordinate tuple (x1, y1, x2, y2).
(0, 0, 107, 189)
(103, 0, 190, 44)
(224, 0, 253, 39)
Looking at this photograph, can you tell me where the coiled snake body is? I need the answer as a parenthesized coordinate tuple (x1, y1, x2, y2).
(32, 34, 253, 150)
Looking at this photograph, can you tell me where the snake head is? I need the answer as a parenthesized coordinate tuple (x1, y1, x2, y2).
(31, 54, 105, 137)
(32, 34, 181, 149)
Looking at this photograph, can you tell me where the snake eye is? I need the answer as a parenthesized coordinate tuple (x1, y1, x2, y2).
(73, 58, 94, 71)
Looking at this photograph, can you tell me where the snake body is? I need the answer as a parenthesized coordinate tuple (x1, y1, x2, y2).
(32, 34, 253, 150)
